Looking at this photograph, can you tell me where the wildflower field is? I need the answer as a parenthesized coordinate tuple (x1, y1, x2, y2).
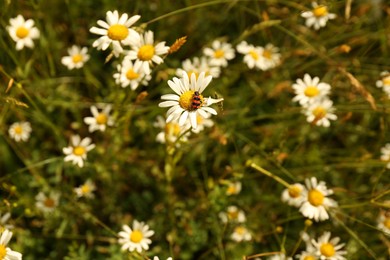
(1, 0, 390, 259)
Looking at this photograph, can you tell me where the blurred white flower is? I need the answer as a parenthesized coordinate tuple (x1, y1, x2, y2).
(63, 135, 95, 168)
(61, 45, 90, 70)
(83, 105, 114, 133)
(153, 115, 191, 146)
(118, 220, 154, 253)
(219, 206, 246, 224)
(292, 74, 331, 106)
(176, 56, 220, 79)
(35, 191, 60, 214)
(7, 14, 40, 50)
(380, 143, 390, 169)
(377, 211, 390, 236)
(376, 71, 390, 97)
(312, 232, 346, 259)
(231, 225, 252, 242)
(301, 2, 336, 30)
(226, 181, 242, 196)
(281, 183, 306, 208)
(9, 121, 32, 142)
(113, 58, 151, 89)
(0, 229, 22, 260)
(203, 40, 235, 67)
(74, 179, 96, 199)
(304, 98, 337, 127)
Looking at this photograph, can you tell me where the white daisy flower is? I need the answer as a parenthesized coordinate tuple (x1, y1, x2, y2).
(89, 10, 140, 57)
(176, 56, 221, 79)
(190, 112, 215, 134)
(304, 99, 337, 127)
(301, 2, 336, 30)
(0, 213, 13, 231)
(380, 143, 390, 169)
(292, 74, 331, 106)
(377, 211, 390, 235)
(61, 45, 90, 70)
(312, 232, 347, 260)
(231, 225, 252, 242)
(0, 229, 22, 260)
(35, 191, 60, 214)
(7, 14, 40, 50)
(376, 71, 390, 97)
(158, 72, 223, 130)
(258, 43, 281, 71)
(118, 220, 154, 253)
(8, 121, 32, 142)
(74, 179, 96, 199)
(126, 30, 169, 74)
(113, 58, 151, 89)
(219, 206, 246, 224)
(267, 253, 292, 260)
(203, 40, 235, 67)
(295, 232, 318, 260)
(153, 115, 191, 146)
(83, 105, 115, 133)
(299, 177, 338, 222)
(63, 135, 95, 168)
(281, 183, 307, 208)
(226, 181, 242, 196)
(236, 41, 263, 69)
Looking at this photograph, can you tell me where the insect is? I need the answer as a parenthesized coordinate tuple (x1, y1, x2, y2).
(191, 91, 203, 110)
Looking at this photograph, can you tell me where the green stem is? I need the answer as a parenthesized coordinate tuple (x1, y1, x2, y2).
(247, 161, 290, 188)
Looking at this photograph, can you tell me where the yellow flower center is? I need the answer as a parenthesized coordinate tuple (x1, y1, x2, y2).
(383, 77, 390, 86)
(137, 45, 155, 61)
(249, 50, 259, 60)
(96, 113, 108, 125)
(313, 5, 328, 17)
(44, 198, 55, 208)
(262, 50, 272, 59)
(0, 245, 6, 259)
(303, 255, 316, 260)
(14, 125, 23, 134)
(179, 90, 204, 111)
(312, 106, 327, 120)
(16, 26, 29, 39)
(308, 189, 324, 206)
(107, 24, 129, 41)
(130, 230, 143, 243)
(227, 185, 237, 195)
(126, 68, 139, 80)
(320, 242, 335, 257)
(288, 185, 302, 198)
(227, 210, 239, 220)
(73, 146, 86, 156)
(304, 86, 320, 97)
(72, 54, 83, 64)
(214, 49, 225, 58)
(81, 184, 90, 194)
(234, 226, 246, 235)
(384, 217, 390, 229)
(165, 122, 181, 136)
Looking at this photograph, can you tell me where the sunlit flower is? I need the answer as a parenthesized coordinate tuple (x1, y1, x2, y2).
(153, 115, 191, 145)
(292, 74, 331, 106)
(376, 71, 390, 97)
(8, 121, 32, 142)
(0, 229, 22, 260)
(301, 2, 336, 30)
(61, 45, 90, 70)
(35, 191, 60, 214)
(176, 56, 221, 79)
(281, 183, 307, 208)
(377, 211, 390, 235)
(299, 177, 337, 222)
(89, 10, 140, 57)
(63, 135, 95, 168)
(258, 43, 281, 70)
(118, 220, 154, 253)
(126, 30, 169, 74)
(380, 143, 390, 169)
(304, 99, 337, 127)
(219, 206, 246, 223)
(231, 225, 252, 242)
(312, 232, 346, 259)
(158, 72, 223, 130)
(226, 181, 242, 196)
(113, 58, 151, 89)
(203, 40, 235, 67)
(236, 41, 263, 69)
(7, 14, 40, 50)
(74, 179, 96, 199)
(83, 105, 115, 133)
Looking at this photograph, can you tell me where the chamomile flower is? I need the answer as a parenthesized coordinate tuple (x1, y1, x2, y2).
(258, 43, 281, 70)
(236, 41, 263, 69)
(376, 71, 390, 97)
(126, 30, 169, 74)
(153, 115, 191, 145)
(118, 220, 154, 253)
(380, 143, 390, 169)
(89, 10, 140, 57)
(268, 253, 292, 260)
(63, 135, 95, 168)
(113, 58, 151, 89)
(158, 72, 223, 130)
(190, 112, 215, 134)
(299, 177, 337, 222)
(292, 74, 331, 106)
(0, 229, 22, 260)
(226, 181, 242, 196)
(377, 211, 390, 235)
(301, 2, 336, 30)
(203, 40, 235, 67)
(281, 183, 307, 208)
(176, 56, 221, 79)
(312, 232, 347, 260)
(295, 232, 318, 260)
(7, 15, 40, 50)
(74, 179, 96, 199)
(304, 99, 337, 127)
(219, 206, 246, 224)
(61, 45, 90, 70)
(83, 105, 115, 133)
(8, 121, 32, 142)
(35, 191, 60, 214)
(231, 225, 252, 242)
